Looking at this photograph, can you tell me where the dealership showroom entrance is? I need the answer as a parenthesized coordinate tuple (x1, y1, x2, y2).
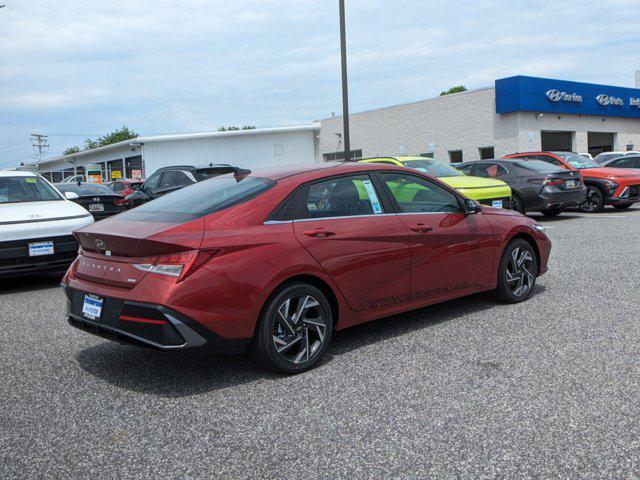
(588, 132, 614, 156)
(541, 131, 573, 152)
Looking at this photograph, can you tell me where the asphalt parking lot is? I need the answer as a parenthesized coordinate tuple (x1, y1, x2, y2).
(1, 208, 639, 479)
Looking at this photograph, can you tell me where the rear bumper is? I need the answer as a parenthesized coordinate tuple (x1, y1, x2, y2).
(528, 187, 587, 211)
(63, 285, 250, 352)
(0, 235, 78, 278)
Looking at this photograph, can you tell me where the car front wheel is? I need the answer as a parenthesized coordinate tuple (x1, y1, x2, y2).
(494, 239, 538, 303)
(580, 186, 605, 213)
(251, 283, 333, 374)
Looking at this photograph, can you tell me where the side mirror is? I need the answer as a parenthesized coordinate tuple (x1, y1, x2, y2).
(64, 191, 80, 200)
(464, 198, 481, 215)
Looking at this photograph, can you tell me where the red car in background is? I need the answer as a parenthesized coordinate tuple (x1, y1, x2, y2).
(105, 179, 145, 197)
(62, 162, 550, 374)
(504, 152, 640, 212)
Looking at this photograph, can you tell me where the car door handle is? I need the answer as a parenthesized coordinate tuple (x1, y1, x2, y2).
(303, 228, 336, 237)
(409, 224, 433, 233)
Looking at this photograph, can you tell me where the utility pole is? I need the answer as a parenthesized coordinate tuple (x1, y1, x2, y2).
(338, 0, 351, 161)
(30, 133, 49, 170)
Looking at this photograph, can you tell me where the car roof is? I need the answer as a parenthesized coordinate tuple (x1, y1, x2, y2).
(0, 170, 38, 177)
(249, 161, 411, 182)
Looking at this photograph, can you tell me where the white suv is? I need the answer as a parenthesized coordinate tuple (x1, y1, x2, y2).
(0, 171, 94, 278)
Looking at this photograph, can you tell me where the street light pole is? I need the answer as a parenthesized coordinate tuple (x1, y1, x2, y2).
(338, 0, 351, 161)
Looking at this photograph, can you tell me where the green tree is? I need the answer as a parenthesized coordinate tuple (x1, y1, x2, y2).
(439, 85, 468, 96)
(63, 146, 81, 156)
(84, 126, 138, 150)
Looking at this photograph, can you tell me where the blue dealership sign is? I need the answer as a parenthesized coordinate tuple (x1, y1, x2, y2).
(495, 75, 640, 119)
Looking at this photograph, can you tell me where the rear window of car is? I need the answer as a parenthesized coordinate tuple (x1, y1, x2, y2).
(0, 176, 62, 204)
(57, 184, 117, 195)
(120, 174, 275, 222)
(512, 160, 565, 173)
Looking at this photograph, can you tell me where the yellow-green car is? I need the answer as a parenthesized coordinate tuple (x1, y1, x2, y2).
(359, 156, 512, 208)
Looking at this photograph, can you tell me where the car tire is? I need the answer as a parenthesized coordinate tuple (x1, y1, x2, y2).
(540, 207, 562, 217)
(511, 193, 525, 214)
(494, 238, 538, 304)
(251, 282, 333, 374)
(613, 204, 632, 210)
(580, 186, 605, 213)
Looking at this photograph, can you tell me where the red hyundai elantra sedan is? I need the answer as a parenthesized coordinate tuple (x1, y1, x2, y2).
(63, 162, 551, 373)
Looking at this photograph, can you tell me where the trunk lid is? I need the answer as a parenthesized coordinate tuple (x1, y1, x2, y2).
(73, 214, 205, 288)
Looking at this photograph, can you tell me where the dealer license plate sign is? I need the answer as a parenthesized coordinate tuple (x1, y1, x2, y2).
(28, 241, 54, 257)
(565, 180, 577, 189)
(88, 203, 104, 212)
(492, 200, 503, 208)
(82, 294, 103, 320)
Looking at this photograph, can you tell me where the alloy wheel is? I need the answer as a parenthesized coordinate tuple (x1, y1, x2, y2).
(511, 195, 523, 213)
(272, 294, 327, 364)
(505, 247, 534, 297)
(581, 188, 602, 212)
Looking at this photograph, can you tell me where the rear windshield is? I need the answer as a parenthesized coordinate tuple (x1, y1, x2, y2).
(512, 160, 565, 173)
(401, 159, 464, 177)
(0, 176, 62, 204)
(120, 175, 275, 222)
(57, 184, 117, 195)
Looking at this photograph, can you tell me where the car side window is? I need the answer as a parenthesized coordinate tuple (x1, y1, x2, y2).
(177, 171, 195, 186)
(296, 175, 384, 219)
(380, 172, 460, 214)
(112, 182, 124, 192)
(476, 163, 507, 178)
(144, 171, 162, 190)
(456, 164, 473, 175)
(159, 171, 179, 188)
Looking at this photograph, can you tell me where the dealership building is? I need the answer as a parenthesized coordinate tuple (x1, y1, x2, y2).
(34, 125, 319, 182)
(318, 74, 640, 163)
(30, 74, 640, 180)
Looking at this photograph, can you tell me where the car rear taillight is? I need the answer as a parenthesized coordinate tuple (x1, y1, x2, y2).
(113, 198, 129, 206)
(132, 249, 221, 282)
(527, 178, 545, 185)
(544, 177, 564, 186)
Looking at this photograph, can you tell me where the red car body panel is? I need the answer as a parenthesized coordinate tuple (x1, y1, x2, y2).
(504, 152, 640, 201)
(63, 163, 551, 346)
(106, 180, 145, 197)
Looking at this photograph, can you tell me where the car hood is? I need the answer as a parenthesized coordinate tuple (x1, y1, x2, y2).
(580, 167, 640, 179)
(0, 200, 88, 224)
(0, 200, 93, 242)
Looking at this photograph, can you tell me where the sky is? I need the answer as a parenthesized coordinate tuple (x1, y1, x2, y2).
(1, 0, 639, 168)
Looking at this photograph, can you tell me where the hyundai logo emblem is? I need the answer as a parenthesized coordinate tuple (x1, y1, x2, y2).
(94, 239, 107, 250)
(596, 94, 610, 106)
(546, 90, 562, 102)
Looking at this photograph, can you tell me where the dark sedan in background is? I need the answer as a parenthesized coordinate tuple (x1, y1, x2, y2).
(55, 183, 130, 220)
(457, 159, 587, 216)
(600, 154, 640, 170)
(126, 164, 250, 207)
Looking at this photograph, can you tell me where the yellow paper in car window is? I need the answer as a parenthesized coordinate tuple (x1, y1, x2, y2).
(25, 178, 37, 183)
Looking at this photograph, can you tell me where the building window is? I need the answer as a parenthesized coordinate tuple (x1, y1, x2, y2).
(419, 152, 435, 158)
(479, 146, 495, 160)
(448, 150, 463, 163)
(323, 149, 363, 161)
(125, 155, 143, 179)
